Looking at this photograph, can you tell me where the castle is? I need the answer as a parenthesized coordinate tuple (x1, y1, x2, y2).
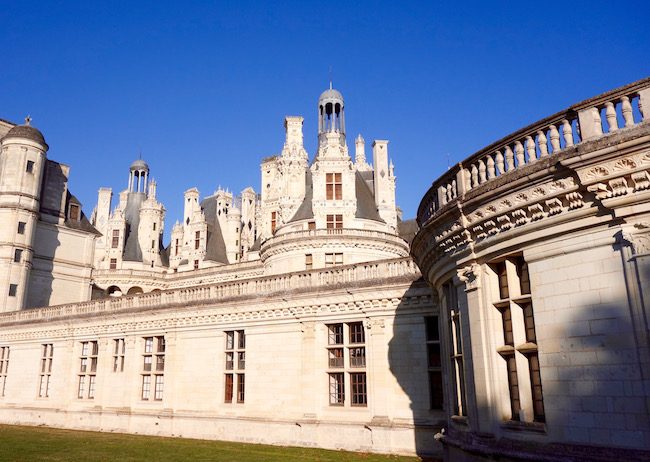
(0, 87, 440, 456)
(1, 79, 650, 460)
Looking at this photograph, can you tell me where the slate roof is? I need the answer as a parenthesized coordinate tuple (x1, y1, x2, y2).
(200, 196, 229, 264)
(3, 124, 48, 149)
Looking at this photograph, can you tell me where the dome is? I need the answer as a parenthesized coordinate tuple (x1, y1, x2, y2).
(130, 158, 149, 171)
(3, 120, 48, 149)
(318, 87, 344, 104)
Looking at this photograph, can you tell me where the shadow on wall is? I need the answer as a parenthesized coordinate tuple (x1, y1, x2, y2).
(25, 230, 60, 309)
(387, 280, 445, 460)
(444, 246, 650, 460)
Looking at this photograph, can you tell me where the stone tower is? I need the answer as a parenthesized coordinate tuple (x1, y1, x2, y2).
(0, 118, 49, 312)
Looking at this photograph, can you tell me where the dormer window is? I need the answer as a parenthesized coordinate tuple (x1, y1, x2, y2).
(69, 204, 80, 222)
(326, 173, 342, 200)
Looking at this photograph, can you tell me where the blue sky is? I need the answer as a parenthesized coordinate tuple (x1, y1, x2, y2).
(1, 1, 648, 237)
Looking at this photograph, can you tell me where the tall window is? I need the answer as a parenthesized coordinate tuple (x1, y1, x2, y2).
(326, 322, 367, 406)
(26, 160, 34, 173)
(492, 257, 544, 423)
(326, 214, 343, 231)
(0, 347, 9, 397)
(78, 341, 98, 399)
(113, 338, 125, 372)
(175, 239, 180, 256)
(13, 249, 22, 263)
(17, 222, 26, 235)
(271, 211, 277, 234)
(69, 204, 80, 221)
(142, 336, 165, 401)
(111, 230, 119, 248)
(305, 254, 313, 270)
(110, 258, 117, 269)
(425, 316, 443, 410)
(445, 282, 467, 416)
(325, 253, 343, 267)
(39, 344, 54, 398)
(194, 231, 200, 250)
(326, 173, 342, 200)
(224, 330, 245, 403)
(8, 284, 17, 297)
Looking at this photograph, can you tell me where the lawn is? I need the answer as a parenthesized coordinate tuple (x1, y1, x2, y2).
(0, 424, 427, 462)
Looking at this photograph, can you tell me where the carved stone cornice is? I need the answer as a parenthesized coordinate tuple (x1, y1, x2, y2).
(457, 263, 481, 291)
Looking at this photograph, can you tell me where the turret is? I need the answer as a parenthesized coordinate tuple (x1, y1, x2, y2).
(355, 134, 371, 171)
(0, 117, 49, 311)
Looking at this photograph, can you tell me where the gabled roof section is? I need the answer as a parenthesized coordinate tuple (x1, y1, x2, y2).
(354, 171, 384, 222)
(288, 169, 314, 223)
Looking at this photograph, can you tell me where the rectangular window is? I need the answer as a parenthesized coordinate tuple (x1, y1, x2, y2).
(425, 316, 443, 410)
(8, 284, 17, 297)
(39, 344, 53, 398)
(349, 347, 366, 368)
(195, 231, 200, 250)
(225, 330, 245, 403)
(516, 257, 531, 295)
(194, 259, 199, 269)
(325, 253, 343, 267)
(528, 353, 545, 422)
(113, 338, 125, 372)
(326, 214, 343, 230)
(224, 374, 234, 403)
(0, 346, 10, 397)
(175, 239, 179, 256)
(154, 375, 164, 400)
(328, 324, 343, 345)
(492, 256, 544, 423)
(329, 373, 344, 405)
(78, 341, 98, 399)
(350, 372, 367, 406)
(308, 221, 316, 230)
(153, 222, 156, 231)
(13, 249, 22, 263)
(271, 211, 277, 234)
(326, 322, 367, 406)
(237, 374, 245, 403)
(141, 375, 151, 400)
(109, 258, 117, 270)
(17, 222, 26, 234)
(328, 348, 344, 368)
(151, 240, 155, 249)
(446, 283, 467, 416)
(305, 254, 313, 270)
(111, 230, 119, 248)
(26, 160, 34, 173)
(326, 173, 342, 200)
(349, 322, 365, 344)
(142, 336, 164, 400)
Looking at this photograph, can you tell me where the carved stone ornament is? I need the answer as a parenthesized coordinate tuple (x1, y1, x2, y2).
(457, 263, 481, 290)
(624, 222, 650, 256)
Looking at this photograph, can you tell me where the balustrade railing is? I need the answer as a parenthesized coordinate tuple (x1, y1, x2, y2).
(0, 257, 420, 324)
(417, 77, 650, 226)
(261, 228, 408, 253)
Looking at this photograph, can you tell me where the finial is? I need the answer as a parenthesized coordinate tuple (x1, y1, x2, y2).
(24, 115, 32, 126)
(329, 65, 333, 90)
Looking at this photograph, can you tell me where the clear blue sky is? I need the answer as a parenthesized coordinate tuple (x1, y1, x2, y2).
(2, 1, 648, 237)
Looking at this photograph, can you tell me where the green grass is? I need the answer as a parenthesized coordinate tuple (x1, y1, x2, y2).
(0, 424, 425, 462)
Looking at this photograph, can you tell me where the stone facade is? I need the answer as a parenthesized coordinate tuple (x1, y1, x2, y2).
(0, 118, 97, 312)
(412, 77, 650, 460)
(0, 87, 443, 457)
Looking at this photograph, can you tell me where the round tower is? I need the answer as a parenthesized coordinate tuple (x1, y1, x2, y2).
(0, 117, 49, 312)
(318, 84, 345, 145)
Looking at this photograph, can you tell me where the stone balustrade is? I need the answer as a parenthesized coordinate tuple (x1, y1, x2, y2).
(0, 257, 420, 324)
(417, 77, 650, 226)
(260, 228, 409, 254)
